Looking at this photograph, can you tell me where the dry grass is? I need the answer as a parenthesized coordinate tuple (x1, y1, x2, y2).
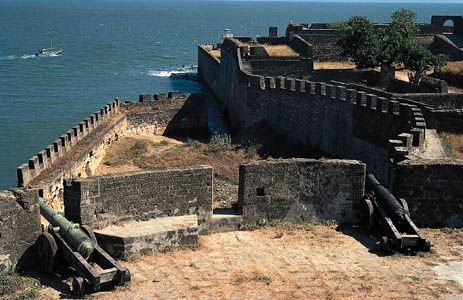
(96, 136, 260, 183)
(441, 61, 463, 75)
(36, 225, 463, 300)
(440, 132, 463, 159)
(263, 44, 299, 57)
(314, 61, 355, 70)
(210, 49, 221, 59)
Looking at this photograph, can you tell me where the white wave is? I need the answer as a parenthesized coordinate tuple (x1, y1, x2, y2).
(147, 70, 173, 77)
(146, 65, 198, 78)
(20, 54, 37, 59)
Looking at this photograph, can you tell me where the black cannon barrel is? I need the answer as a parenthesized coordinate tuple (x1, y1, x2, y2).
(366, 174, 405, 223)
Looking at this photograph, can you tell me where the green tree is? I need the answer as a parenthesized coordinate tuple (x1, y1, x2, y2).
(336, 9, 449, 85)
(402, 44, 448, 84)
(336, 16, 380, 69)
(379, 9, 420, 67)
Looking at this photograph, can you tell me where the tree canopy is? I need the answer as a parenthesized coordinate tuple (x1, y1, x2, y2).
(336, 9, 448, 84)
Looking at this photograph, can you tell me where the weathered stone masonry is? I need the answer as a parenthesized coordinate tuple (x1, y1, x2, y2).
(238, 159, 366, 225)
(64, 166, 213, 230)
(198, 36, 463, 227)
(0, 189, 40, 273)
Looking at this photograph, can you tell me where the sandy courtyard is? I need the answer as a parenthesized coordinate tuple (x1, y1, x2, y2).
(37, 225, 463, 300)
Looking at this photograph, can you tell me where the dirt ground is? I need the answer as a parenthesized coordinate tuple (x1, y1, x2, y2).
(36, 225, 463, 300)
(94, 133, 258, 183)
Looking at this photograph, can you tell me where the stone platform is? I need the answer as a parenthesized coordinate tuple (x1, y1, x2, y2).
(94, 215, 199, 259)
(208, 209, 243, 233)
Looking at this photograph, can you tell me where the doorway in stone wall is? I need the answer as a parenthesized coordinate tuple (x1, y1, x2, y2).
(444, 19, 455, 34)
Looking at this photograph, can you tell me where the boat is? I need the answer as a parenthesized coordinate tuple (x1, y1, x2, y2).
(35, 41, 62, 57)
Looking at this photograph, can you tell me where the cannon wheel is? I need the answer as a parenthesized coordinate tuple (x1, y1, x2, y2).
(36, 232, 58, 273)
(362, 198, 375, 232)
(80, 225, 98, 244)
(398, 198, 410, 216)
(422, 239, 432, 252)
(378, 236, 392, 253)
(72, 277, 86, 297)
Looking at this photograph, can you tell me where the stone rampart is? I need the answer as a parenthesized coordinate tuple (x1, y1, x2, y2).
(244, 58, 312, 78)
(198, 44, 221, 98)
(393, 159, 463, 227)
(243, 74, 425, 185)
(0, 189, 40, 274)
(63, 166, 213, 230)
(238, 159, 366, 225)
(126, 93, 209, 137)
(17, 98, 122, 188)
(27, 113, 127, 208)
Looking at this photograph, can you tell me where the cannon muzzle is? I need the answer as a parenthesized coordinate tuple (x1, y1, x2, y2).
(39, 198, 94, 258)
(366, 174, 406, 225)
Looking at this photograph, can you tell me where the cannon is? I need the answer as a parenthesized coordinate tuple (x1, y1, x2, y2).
(36, 198, 130, 296)
(362, 174, 432, 254)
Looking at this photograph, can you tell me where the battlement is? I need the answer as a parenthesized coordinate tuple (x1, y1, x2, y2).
(244, 73, 426, 180)
(17, 98, 121, 188)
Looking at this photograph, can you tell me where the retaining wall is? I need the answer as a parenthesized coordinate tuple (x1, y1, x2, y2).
(238, 159, 366, 225)
(393, 159, 463, 227)
(0, 189, 40, 274)
(63, 166, 213, 230)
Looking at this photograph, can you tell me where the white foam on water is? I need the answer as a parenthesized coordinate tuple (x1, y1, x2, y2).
(146, 65, 197, 78)
(147, 70, 172, 77)
(20, 54, 37, 59)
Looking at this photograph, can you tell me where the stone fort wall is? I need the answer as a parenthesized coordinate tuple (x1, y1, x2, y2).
(64, 166, 213, 231)
(199, 38, 425, 185)
(238, 159, 366, 225)
(0, 189, 40, 274)
(198, 37, 463, 226)
(16, 99, 126, 208)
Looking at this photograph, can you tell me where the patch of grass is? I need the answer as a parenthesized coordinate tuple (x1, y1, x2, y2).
(234, 271, 272, 286)
(263, 44, 299, 57)
(441, 61, 463, 75)
(314, 61, 356, 70)
(439, 132, 463, 159)
(103, 137, 152, 166)
(158, 140, 170, 147)
(131, 140, 149, 155)
(0, 273, 40, 300)
(358, 283, 372, 292)
(253, 274, 272, 285)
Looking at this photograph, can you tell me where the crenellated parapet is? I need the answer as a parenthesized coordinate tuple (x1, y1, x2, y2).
(17, 98, 121, 188)
(245, 73, 427, 182)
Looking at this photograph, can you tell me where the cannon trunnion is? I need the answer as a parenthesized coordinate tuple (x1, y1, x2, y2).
(362, 174, 432, 254)
(36, 198, 131, 296)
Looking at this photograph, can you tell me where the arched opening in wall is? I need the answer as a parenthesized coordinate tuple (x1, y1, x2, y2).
(443, 20, 455, 34)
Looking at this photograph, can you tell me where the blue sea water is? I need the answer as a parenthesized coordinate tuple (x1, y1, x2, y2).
(0, 1, 462, 189)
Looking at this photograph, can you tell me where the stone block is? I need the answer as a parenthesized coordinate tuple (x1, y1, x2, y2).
(94, 215, 199, 259)
(0, 189, 41, 273)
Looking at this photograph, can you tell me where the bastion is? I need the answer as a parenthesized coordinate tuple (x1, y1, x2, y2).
(1, 16, 462, 284)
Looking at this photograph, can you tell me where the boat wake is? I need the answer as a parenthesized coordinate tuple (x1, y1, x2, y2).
(146, 65, 197, 78)
(0, 53, 61, 60)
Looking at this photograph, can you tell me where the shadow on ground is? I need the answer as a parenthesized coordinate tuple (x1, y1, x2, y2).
(335, 224, 387, 256)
